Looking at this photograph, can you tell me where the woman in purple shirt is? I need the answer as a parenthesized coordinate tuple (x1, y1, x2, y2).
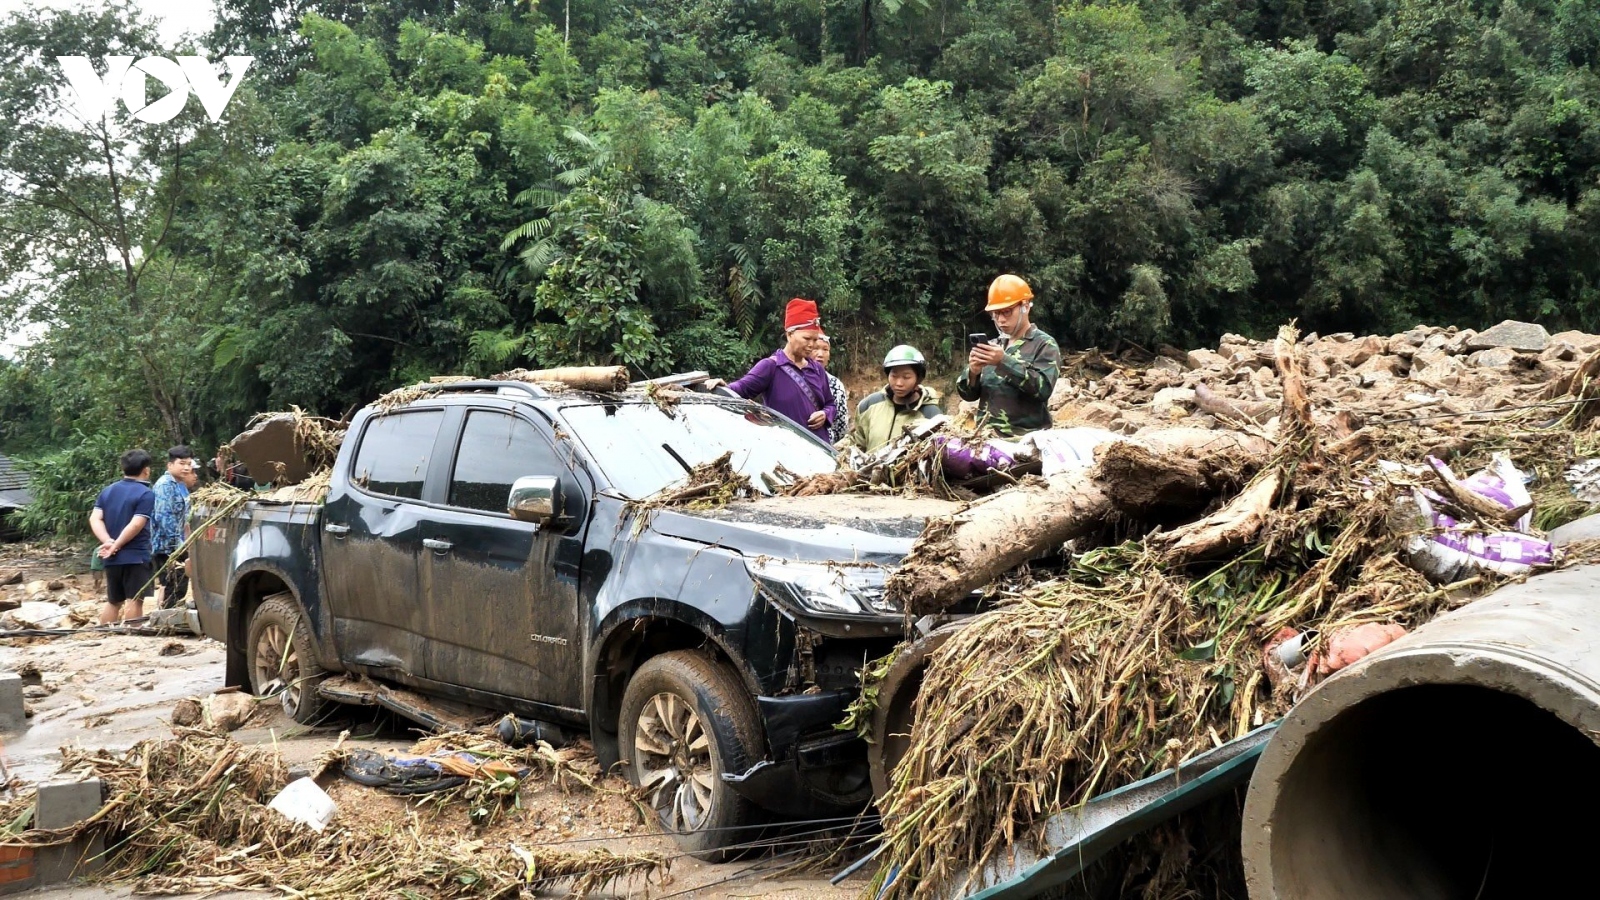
(722, 298, 837, 441)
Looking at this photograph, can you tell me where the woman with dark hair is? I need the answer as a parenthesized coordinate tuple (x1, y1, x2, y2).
(813, 335, 849, 444)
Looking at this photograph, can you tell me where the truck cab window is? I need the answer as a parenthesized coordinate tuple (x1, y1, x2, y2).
(351, 410, 443, 500)
(449, 411, 560, 513)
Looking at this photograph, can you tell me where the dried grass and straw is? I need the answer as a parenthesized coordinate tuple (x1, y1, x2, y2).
(634, 451, 753, 511)
(869, 327, 1598, 900)
(0, 729, 665, 898)
(398, 730, 643, 829)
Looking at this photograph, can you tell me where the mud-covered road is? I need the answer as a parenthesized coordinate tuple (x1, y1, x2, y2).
(1, 543, 865, 899)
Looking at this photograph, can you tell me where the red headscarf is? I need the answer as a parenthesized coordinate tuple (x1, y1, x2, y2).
(783, 298, 822, 332)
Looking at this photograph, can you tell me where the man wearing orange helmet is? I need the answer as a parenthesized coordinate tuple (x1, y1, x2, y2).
(956, 274, 1060, 435)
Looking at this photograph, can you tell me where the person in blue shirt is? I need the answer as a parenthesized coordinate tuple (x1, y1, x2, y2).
(89, 449, 156, 624)
(151, 445, 198, 609)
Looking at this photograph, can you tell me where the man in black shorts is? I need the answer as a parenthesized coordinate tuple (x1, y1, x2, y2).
(89, 449, 156, 624)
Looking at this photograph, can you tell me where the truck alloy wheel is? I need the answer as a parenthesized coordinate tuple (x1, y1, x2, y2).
(246, 592, 328, 724)
(619, 651, 763, 860)
(633, 692, 716, 832)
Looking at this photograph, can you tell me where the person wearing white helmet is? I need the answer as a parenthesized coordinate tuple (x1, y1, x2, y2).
(843, 345, 943, 452)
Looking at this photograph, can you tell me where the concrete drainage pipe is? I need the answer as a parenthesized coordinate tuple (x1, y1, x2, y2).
(1242, 564, 1600, 900)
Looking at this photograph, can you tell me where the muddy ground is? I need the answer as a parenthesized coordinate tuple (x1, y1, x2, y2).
(0, 543, 863, 899)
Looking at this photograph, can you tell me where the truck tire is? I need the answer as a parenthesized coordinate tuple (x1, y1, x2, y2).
(619, 651, 764, 860)
(246, 592, 328, 724)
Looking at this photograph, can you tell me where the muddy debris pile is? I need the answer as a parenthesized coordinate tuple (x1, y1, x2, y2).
(0, 728, 665, 898)
(867, 324, 1600, 900)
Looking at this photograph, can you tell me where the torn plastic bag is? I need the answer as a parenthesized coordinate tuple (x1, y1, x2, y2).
(268, 777, 336, 831)
(934, 436, 1016, 480)
(1429, 454, 1535, 531)
(1403, 454, 1553, 582)
(1565, 458, 1600, 503)
(1022, 427, 1123, 476)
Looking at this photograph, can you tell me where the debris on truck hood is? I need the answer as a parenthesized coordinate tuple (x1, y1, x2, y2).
(635, 450, 754, 509)
(866, 325, 1600, 900)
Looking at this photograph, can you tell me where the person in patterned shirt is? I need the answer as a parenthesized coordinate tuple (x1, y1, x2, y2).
(150, 445, 199, 609)
(813, 336, 850, 445)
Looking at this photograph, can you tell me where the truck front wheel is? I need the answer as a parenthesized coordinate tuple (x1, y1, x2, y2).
(246, 592, 328, 724)
(619, 651, 764, 860)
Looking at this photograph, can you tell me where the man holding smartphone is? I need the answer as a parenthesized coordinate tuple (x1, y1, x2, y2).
(956, 274, 1061, 435)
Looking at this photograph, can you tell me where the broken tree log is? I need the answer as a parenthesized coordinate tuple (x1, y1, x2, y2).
(494, 366, 630, 392)
(1154, 326, 1314, 562)
(884, 428, 1272, 614)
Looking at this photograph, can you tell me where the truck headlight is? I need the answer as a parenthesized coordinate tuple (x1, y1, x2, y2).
(749, 559, 898, 618)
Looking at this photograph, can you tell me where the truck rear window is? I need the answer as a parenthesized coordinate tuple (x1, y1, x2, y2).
(351, 410, 443, 500)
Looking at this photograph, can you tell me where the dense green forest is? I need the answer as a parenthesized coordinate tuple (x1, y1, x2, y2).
(2, 0, 1598, 534)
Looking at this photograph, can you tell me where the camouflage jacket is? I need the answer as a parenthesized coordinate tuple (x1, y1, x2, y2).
(955, 325, 1061, 435)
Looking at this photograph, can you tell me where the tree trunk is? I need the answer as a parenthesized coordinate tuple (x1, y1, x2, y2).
(857, 0, 872, 64)
(885, 428, 1272, 614)
(494, 365, 630, 392)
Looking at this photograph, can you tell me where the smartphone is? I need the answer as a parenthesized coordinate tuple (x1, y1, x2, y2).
(968, 333, 989, 348)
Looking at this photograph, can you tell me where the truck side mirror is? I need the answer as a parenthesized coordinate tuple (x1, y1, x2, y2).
(508, 476, 562, 525)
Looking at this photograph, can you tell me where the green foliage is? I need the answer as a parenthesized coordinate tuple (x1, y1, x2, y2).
(7, 0, 1600, 534)
(10, 431, 143, 539)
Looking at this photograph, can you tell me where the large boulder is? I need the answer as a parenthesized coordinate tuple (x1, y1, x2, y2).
(1466, 320, 1550, 353)
(2, 601, 71, 630)
(1469, 347, 1517, 368)
(1550, 331, 1600, 354)
(1330, 335, 1385, 369)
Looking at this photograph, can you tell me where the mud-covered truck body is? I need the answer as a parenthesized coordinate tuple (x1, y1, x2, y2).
(192, 380, 955, 851)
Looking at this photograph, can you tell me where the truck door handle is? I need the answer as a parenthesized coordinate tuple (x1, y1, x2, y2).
(325, 523, 351, 536)
(423, 538, 453, 552)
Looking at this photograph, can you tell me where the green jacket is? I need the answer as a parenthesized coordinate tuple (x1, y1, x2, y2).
(845, 384, 943, 452)
(955, 325, 1060, 435)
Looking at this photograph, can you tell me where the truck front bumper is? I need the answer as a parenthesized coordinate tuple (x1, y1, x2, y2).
(722, 691, 873, 816)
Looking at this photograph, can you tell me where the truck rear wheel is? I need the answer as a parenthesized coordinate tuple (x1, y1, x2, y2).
(246, 592, 328, 724)
(619, 651, 764, 860)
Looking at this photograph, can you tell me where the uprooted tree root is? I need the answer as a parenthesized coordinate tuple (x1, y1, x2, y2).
(0, 730, 667, 899)
(869, 326, 1597, 899)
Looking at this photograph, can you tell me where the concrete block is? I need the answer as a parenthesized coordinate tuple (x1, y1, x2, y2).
(1549, 513, 1600, 547)
(145, 607, 195, 634)
(34, 779, 105, 831)
(33, 838, 104, 887)
(30, 779, 106, 887)
(0, 674, 23, 733)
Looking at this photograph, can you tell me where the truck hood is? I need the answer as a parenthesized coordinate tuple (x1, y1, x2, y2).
(648, 493, 959, 564)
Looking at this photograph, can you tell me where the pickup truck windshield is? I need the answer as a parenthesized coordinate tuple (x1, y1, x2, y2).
(559, 398, 837, 499)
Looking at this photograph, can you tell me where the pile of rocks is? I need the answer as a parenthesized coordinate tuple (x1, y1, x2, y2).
(0, 569, 96, 629)
(1049, 320, 1600, 435)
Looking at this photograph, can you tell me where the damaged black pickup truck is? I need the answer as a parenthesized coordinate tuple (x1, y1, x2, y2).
(191, 380, 959, 852)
